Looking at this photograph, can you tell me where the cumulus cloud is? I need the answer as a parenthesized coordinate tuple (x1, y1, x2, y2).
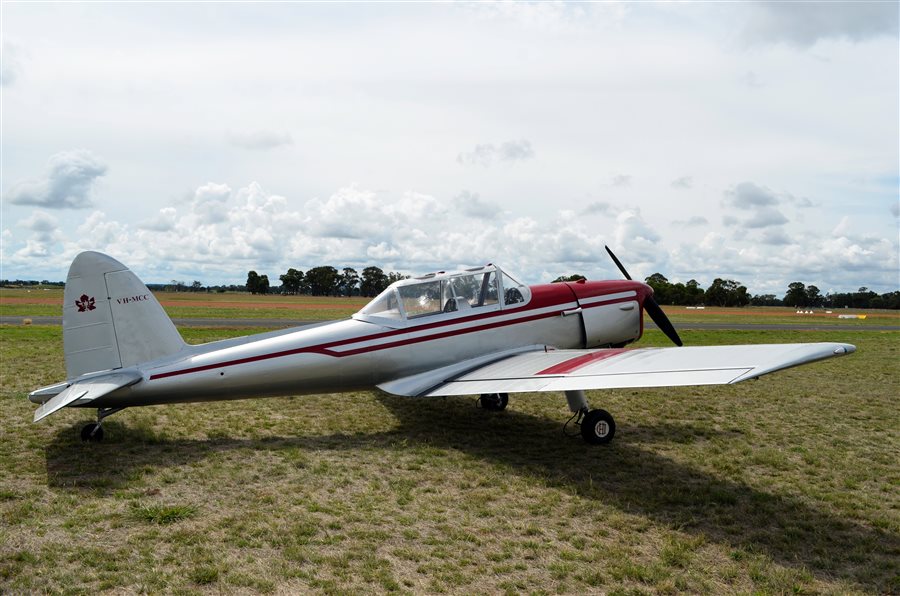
(457, 139, 534, 166)
(723, 181, 790, 229)
(6, 150, 108, 209)
(139, 207, 178, 232)
(226, 130, 293, 150)
(670, 176, 693, 189)
(454, 190, 501, 218)
(581, 201, 619, 217)
(760, 228, 793, 245)
(15, 211, 62, 259)
(674, 216, 708, 227)
(741, 2, 899, 48)
(726, 181, 779, 209)
(744, 207, 789, 229)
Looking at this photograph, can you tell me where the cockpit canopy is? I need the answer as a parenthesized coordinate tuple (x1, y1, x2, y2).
(354, 265, 531, 327)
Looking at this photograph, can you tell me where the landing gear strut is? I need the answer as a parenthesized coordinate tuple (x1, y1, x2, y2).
(564, 390, 616, 445)
(478, 393, 509, 411)
(80, 407, 125, 443)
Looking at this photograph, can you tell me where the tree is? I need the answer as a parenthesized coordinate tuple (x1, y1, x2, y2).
(361, 266, 389, 297)
(257, 274, 270, 295)
(750, 294, 782, 306)
(644, 273, 671, 304)
(387, 271, 409, 285)
(305, 266, 340, 296)
(279, 268, 304, 295)
(705, 278, 749, 307)
(339, 267, 360, 297)
(552, 274, 587, 283)
(191, 280, 203, 292)
(684, 280, 705, 305)
(805, 285, 823, 308)
(783, 282, 807, 307)
(246, 271, 263, 294)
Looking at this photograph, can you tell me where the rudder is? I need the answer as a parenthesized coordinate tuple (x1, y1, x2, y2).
(64, 251, 186, 378)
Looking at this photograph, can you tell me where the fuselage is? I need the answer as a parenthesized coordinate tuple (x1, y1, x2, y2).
(62, 279, 651, 409)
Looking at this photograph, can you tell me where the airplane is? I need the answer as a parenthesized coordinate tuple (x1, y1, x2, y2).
(29, 248, 855, 445)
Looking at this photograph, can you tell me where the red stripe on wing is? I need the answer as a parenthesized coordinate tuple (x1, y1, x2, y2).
(536, 349, 628, 375)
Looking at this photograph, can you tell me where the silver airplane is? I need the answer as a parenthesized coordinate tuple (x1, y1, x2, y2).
(29, 249, 855, 444)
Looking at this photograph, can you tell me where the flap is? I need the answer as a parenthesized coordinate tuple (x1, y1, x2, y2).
(409, 342, 855, 397)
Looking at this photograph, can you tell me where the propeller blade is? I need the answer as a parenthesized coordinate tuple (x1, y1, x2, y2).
(604, 245, 682, 346)
(604, 245, 632, 280)
(644, 296, 683, 347)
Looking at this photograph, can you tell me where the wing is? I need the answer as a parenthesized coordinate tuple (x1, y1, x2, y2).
(378, 343, 855, 397)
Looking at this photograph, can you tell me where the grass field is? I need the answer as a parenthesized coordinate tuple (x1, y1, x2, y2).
(0, 314, 898, 593)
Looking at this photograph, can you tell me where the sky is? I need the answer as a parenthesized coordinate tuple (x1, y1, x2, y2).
(2, 1, 898, 296)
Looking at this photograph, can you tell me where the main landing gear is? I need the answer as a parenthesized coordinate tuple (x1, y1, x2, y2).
(477, 393, 509, 411)
(80, 407, 125, 443)
(564, 390, 616, 445)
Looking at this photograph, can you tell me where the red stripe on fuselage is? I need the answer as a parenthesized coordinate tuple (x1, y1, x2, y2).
(535, 348, 628, 375)
(148, 281, 645, 381)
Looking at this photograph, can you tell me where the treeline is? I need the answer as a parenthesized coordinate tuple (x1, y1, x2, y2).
(563, 273, 900, 309)
(0, 280, 65, 288)
(6, 270, 898, 309)
(246, 266, 408, 297)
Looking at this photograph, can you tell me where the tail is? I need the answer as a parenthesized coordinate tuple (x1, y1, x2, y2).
(63, 251, 186, 378)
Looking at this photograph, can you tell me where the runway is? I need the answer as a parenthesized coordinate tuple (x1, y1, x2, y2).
(3, 316, 898, 332)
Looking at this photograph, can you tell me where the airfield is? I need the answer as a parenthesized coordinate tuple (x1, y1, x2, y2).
(1, 289, 897, 593)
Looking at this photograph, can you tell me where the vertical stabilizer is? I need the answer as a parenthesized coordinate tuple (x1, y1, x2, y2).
(64, 252, 185, 378)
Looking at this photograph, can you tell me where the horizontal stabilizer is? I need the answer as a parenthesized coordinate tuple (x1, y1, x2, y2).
(407, 343, 855, 397)
(33, 370, 142, 422)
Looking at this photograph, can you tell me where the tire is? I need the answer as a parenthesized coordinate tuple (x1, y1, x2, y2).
(480, 393, 509, 411)
(81, 423, 104, 442)
(580, 409, 615, 445)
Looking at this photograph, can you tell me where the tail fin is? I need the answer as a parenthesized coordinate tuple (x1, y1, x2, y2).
(64, 251, 186, 378)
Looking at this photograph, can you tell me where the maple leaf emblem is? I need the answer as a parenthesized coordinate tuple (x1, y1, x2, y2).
(75, 294, 96, 312)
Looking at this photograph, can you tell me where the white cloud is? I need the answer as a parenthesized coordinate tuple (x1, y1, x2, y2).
(726, 181, 780, 209)
(226, 130, 293, 150)
(457, 139, 534, 166)
(581, 201, 618, 217)
(454, 190, 500, 218)
(744, 207, 789, 229)
(21, 210, 59, 233)
(741, 2, 899, 48)
(139, 207, 178, 232)
(760, 228, 793, 246)
(674, 216, 708, 227)
(6, 150, 108, 209)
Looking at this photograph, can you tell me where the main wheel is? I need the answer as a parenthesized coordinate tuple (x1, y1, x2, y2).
(80, 423, 104, 442)
(580, 409, 615, 445)
(479, 393, 509, 411)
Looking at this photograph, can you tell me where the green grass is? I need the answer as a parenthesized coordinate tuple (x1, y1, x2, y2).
(0, 321, 897, 594)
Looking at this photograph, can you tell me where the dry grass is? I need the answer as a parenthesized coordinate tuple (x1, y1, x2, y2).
(0, 323, 897, 594)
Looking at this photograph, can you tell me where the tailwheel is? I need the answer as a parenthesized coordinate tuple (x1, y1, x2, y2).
(580, 409, 615, 445)
(478, 393, 509, 411)
(80, 422, 104, 443)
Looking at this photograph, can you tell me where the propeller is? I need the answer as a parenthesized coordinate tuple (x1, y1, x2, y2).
(604, 245, 683, 347)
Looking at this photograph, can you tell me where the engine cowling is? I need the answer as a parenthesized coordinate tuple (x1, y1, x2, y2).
(564, 280, 652, 348)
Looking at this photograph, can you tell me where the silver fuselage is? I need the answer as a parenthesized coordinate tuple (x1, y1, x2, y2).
(42, 280, 648, 409)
